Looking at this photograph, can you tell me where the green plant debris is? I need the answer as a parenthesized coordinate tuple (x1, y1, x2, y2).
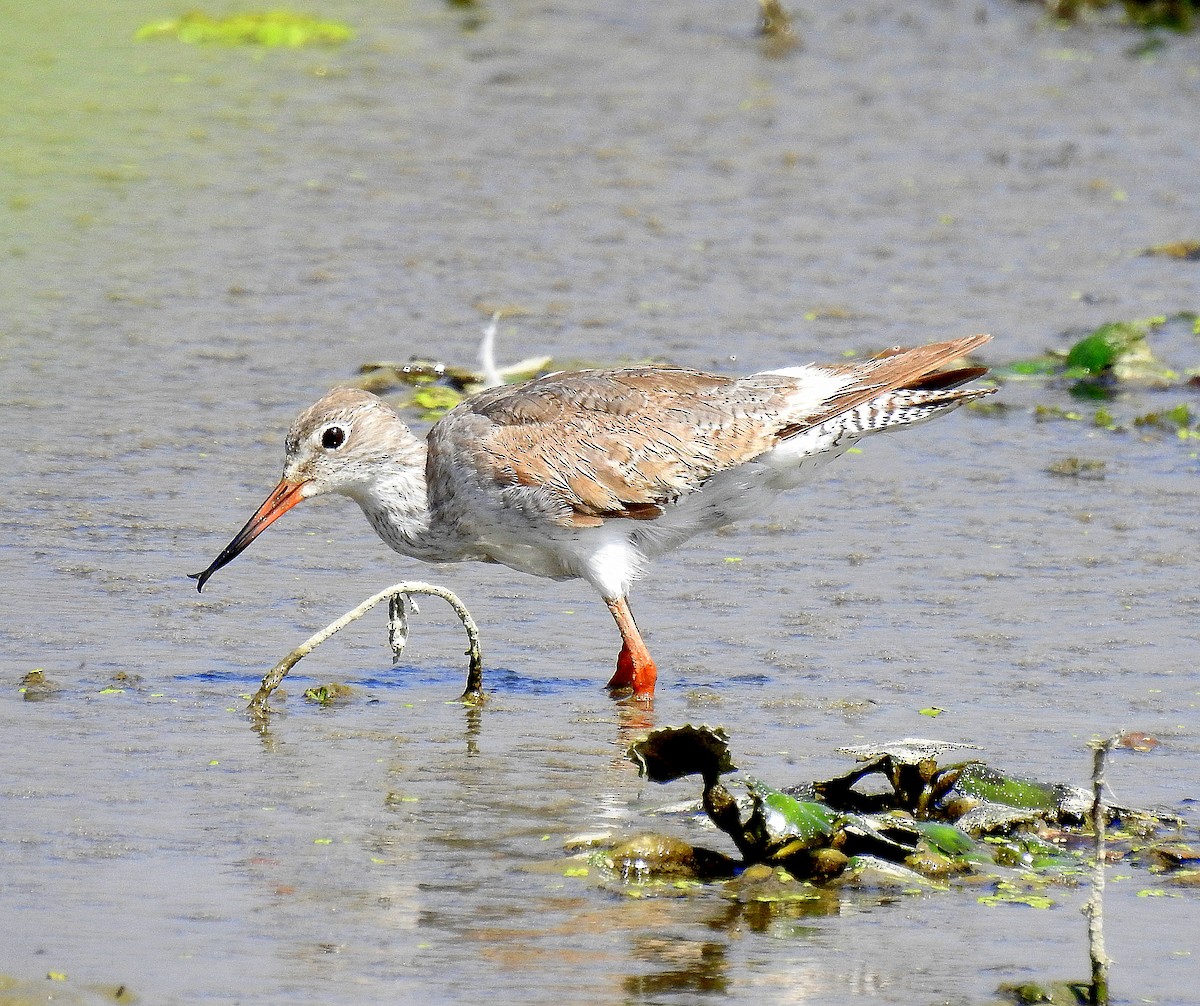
(356, 354, 553, 397)
(1034, 405, 1085, 422)
(996, 315, 1186, 400)
(410, 385, 464, 418)
(1066, 318, 1177, 388)
(303, 682, 354, 705)
(1046, 457, 1107, 479)
(914, 821, 976, 858)
(748, 779, 838, 849)
(1041, 0, 1197, 30)
(135, 11, 355, 47)
(1066, 320, 1158, 376)
(757, 0, 802, 57)
(966, 398, 1010, 417)
(997, 980, 1094, 1004)
(978, 886, 1055, 910)
(19, 668, 46, 688)
(1143, 240, 1200, 260)
(984, 833, 1083, 873)
(951, 764, 1060, 811)
(1090, 402, 1200, 438)
(614, 729, 1183, 894)
(1134, 403, 1193, 430)
(994, 356, 1061, 380)
(18, 667, 60, 701)
(1123, 0, 1196, 30)
(1066, 324, 1135, 375)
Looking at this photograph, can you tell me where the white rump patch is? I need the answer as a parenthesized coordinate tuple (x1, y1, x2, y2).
(758, 364, 856, 420)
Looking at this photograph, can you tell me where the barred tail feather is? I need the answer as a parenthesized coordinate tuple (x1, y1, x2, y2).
(864, 383, 996, 433)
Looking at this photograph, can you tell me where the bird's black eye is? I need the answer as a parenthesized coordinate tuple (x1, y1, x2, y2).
(321, 426, 346, 450)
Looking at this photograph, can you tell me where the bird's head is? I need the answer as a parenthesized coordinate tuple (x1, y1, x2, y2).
(190, 387, 424, 592)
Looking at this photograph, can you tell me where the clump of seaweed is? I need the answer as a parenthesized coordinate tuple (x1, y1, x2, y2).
(569, 727, 1189, 1004)
(355, 355, 551, 419)
(756, 0, 802, 57)
(356, 314, 553, 420)
(1142, 240, 1200, 260)
(18, 668, 59, 702)
(1046, 456, 1107, 479)
(1123, 0, 1195, 29)
(995, 317, 1178, 390)
(603, 726, 1187, 898)
(135, 11, 354, 47)
(1038, 0, 1195, 31)
(302, 682, 355, 705)
(993, 315, 1200, 436)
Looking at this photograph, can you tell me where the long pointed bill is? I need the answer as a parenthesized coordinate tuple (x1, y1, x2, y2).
(190, 479, 308, 592)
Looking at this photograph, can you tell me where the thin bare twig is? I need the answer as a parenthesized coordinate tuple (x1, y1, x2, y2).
(246, 581, 484, 716)
(1085, 733, 1119, 1006)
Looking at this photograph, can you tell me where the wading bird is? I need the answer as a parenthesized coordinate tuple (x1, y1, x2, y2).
(193, 334, 993, 699)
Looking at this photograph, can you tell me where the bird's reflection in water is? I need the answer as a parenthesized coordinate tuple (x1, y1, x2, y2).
(622, 935, 729, 997)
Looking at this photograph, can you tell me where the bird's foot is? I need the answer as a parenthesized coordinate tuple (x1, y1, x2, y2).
(607, 643, 656, 701)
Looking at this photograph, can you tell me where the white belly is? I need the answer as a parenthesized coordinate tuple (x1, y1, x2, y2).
(470, 425, 856, 600)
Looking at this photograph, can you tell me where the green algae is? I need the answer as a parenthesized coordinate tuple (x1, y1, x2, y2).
(135, 11, 354, 47)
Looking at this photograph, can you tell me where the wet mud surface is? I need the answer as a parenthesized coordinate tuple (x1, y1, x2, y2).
(2, 2, 1198, 1003)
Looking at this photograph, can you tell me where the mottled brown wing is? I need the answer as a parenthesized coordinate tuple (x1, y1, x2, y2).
(443, 368, 801, 527)
(434, 335, 990, 529)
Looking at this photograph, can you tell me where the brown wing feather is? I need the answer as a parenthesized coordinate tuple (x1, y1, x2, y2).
(436, 335, 990, 528)
(812, 333, 990, 424)
(773, 333, 991, 439)
(447, 368, 800, 526)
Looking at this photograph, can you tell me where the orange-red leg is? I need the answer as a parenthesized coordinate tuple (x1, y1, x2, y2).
(604, 596, 657, 699)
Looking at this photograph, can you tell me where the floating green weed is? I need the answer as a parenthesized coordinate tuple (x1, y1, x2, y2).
(914, 821, 976, 858)
(410, 385, 464, 418)
(1042, 0, 1196, 31)
(999, 315, 1181, 394)
(1123, 0, 1196, 31)
(136, 11, 354, 47)
(1134, 403, 1193, 430)
(1046, 457, 1106, 479)
(1034, 405, 1084, 422)
(953, 764, 1059, 812)
(1143, 240, 1200, 260)
(748, 779, 839, 848)
(978, 879, 1057, 909)
(1065, 320, 1154, 376)
(978, 890, 1055, 909)
(992, 356, 1061, 380)
(303, 682, 353, 704)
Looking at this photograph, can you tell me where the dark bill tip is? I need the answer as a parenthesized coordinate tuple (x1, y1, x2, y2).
(190, 479, 307, 593)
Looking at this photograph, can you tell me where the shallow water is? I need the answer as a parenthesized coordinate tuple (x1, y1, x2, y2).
(2, 2, 1198, 1003)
